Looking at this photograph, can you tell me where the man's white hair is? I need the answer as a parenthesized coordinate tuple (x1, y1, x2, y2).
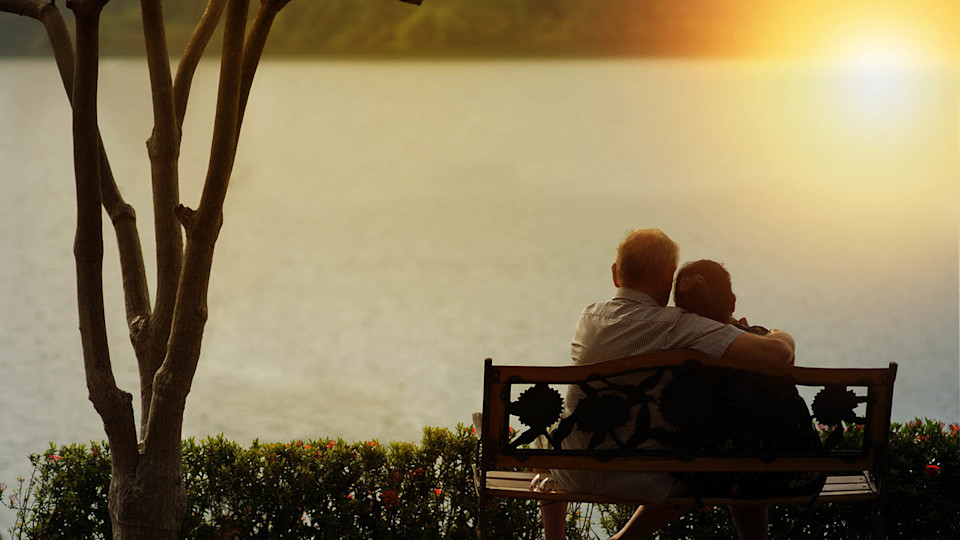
(615, 228, 679, 287)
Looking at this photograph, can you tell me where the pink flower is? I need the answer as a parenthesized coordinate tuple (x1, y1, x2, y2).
(925, 464, 941, 477)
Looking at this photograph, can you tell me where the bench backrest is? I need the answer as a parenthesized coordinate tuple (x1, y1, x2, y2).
(479, 351, 897, 475)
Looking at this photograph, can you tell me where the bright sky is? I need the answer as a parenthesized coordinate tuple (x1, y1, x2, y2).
(750, 0, 959, 63)
(740, 0, 959, 164)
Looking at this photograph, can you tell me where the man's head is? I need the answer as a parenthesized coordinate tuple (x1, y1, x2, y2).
(611, 228, 679, 306)
(673, 259, 736, 323)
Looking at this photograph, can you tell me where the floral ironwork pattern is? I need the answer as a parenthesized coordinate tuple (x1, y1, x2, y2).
(811, 385, 869, 450)
(550, 367, 668, 450)
(503, 359, 837, 460)
(507, 383, 564, 448)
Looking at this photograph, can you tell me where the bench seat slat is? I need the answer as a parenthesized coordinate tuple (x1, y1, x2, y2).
(478, 470, 877, 506)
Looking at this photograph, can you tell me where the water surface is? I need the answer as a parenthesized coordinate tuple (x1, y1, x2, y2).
(1, 58, 957, 531)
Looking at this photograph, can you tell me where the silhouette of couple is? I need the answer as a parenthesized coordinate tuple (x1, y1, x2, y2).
(543, 228, 801, 540)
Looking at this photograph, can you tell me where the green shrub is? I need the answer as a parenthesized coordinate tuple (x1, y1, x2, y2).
(597, 418, 960, 539)
(2, 419, 958, 539)
(2, 426, 544, 539)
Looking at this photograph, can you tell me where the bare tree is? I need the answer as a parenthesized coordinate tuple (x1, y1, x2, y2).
(0, 0, 423, 537)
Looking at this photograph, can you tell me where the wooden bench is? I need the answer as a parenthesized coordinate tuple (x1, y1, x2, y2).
(473, 351, 897, 539)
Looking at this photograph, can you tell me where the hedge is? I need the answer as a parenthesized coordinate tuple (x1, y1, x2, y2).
(2, 419, 958, 539)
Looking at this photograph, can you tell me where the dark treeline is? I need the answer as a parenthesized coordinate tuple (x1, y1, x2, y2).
(0, 0, 761, 58)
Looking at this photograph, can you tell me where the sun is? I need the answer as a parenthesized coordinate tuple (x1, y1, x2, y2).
(830, 25, 934, 69)
(821, 24, 939, 125)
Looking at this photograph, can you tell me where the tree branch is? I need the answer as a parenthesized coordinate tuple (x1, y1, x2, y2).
(1, 0, 152, 406)
(144, 0, 251, 457)
(0, 0, 47, 17)
(67, 0, 138, 476)
(173, 0, 227, 132)
(236, 0, 292, 138)
(139, 0, 185, 429)
(47, 5, 152, 336)
(195, 0, 249, 231)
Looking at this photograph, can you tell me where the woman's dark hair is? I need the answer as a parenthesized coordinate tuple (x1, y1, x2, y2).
(673, 259, 735, 323)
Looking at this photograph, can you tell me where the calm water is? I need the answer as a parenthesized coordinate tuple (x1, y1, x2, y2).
(1, 58, 958, 531)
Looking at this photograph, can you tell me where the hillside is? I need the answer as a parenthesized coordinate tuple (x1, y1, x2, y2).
(0, 0, 759, 58)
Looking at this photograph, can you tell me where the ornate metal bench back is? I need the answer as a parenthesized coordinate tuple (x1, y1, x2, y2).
(481, 354, 897, 473)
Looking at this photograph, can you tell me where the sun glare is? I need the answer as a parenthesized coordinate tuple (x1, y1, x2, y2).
(824, 26, 935, 125)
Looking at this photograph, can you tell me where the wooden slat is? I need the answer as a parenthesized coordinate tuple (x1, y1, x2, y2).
(478, 470, 877, 506)
(492, 454, 874, 473)
(489, 352, 896, 387)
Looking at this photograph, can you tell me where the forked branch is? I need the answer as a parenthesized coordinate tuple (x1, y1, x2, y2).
(143, 0, 251, 457)
(67, 0, 139, 474)
(138, 0, 186, 431)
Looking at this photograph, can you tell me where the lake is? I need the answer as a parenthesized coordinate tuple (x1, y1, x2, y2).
(1, 58, 958, 531)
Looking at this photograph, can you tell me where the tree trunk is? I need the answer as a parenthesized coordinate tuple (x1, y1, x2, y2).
(110, 456, 187, 540)
(0, 0, 332, 536)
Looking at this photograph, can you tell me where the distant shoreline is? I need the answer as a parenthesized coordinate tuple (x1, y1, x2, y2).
(0, 51, 821, 61)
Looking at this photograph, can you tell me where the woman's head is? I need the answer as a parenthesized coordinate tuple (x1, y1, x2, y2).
(673, 259, 736, 323)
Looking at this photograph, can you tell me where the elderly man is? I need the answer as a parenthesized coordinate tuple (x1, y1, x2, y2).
(541, 228, 795, 540)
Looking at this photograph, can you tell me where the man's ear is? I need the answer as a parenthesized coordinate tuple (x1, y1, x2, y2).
(730, 293, 737, 315)
(611, 263, 621, 288)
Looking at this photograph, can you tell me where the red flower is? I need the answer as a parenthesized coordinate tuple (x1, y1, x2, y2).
(381, 490, 399, 509)
(434, 488, 442, 496)
(367, 441, 379, 448)
(327, 440, 337, 449)
(925, 464, 940, 477)
(49, 455, 61, 462)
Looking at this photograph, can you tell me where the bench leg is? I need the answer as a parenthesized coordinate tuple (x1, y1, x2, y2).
(477, 492, 489, 540)
(873, 497, 886, 540)
(541, 500, 567, 540)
